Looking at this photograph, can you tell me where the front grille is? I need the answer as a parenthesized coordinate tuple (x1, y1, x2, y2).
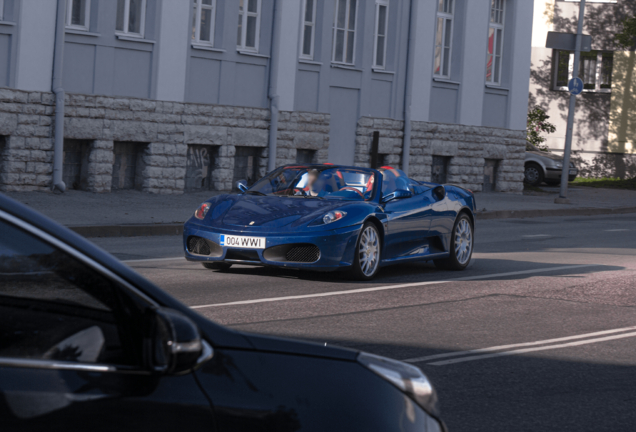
(188, 236, 211, 255)
(286, 245, 320, 263)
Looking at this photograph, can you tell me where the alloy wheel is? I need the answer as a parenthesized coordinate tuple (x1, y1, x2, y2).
(358, 226, 380, 277)
(454, 219, 473, 265)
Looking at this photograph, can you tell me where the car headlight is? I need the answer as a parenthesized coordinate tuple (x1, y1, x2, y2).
(358, 352, 439, 416)
(554, 162, 563, 168)
(194, 203, 211, 220)
(322, 210, 347, 225)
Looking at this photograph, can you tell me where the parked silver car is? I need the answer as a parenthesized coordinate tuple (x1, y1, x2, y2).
(524, 143, 579, 186)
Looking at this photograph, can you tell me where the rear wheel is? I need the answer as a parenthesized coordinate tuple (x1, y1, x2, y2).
(202, 262, 232, 271)
(434, 214, 473, 271)
(351, 223, 381, 280)
(524, 163, 544, 186)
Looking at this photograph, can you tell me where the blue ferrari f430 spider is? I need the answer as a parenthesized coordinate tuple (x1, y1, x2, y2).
(183, 164, 476, 280)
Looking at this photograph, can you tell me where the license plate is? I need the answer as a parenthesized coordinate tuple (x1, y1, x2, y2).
(220, 235, 266, 249)
(569, 169, 577, 175)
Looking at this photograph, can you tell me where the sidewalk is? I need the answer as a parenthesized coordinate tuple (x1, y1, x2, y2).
(3, 186, 635, 237)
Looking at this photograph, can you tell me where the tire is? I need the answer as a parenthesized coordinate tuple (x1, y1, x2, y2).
(202, 262, 232, 271)
(350, 222, 382, 281)
(524, 163, 544, 187)
(434, 214, 474, 271)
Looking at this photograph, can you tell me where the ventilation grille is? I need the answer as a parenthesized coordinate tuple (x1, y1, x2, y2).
(188, 236, 211, 256)
(285, 245, 320, 263)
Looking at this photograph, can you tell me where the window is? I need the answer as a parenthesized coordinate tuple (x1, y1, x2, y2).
(192, 0, 216, 45)
(553, 50, 613, 92)
(486, 0, 505, 85)
(237, 0, 261, 52)
(300, 0, 317, 59)
(332, 0, 357, 65)
(66, 0, 90, 31)
(0, 0, 5, 21)
(0, 218, 138, 366)
(373, 0, 389, 69)
(434, 0, 454, 78)
(116, 0, 147, 37)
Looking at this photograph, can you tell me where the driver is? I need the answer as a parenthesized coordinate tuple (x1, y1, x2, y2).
(306, 169, 321, 196)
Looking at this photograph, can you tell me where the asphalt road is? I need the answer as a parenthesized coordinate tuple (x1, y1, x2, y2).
(92, 213, 636, 432)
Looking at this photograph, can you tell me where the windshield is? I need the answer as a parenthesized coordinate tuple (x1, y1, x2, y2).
(247, 167, 377, 201)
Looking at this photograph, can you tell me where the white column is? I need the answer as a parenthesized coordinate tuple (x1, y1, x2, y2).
(410, 0, 438, 122)
(457, 0, 490, 126)
(14, 0, 57, 91)
(508, 0, 535, 130)
(273, 0, 301, 111)
(155, 0, 190, 102)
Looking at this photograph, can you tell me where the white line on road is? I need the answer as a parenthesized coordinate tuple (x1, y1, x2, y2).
(190, 264, 597, 309)
(123, 256, 185, 263)
(403, 326, 636, 363)
(522, 234, 551, 238)
(426, 331, 636, 366)
(605, 229, 630, 232)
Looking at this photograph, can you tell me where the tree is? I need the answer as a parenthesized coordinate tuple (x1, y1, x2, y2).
(615, 16, 636, 49)
(527, 106, 556, 152)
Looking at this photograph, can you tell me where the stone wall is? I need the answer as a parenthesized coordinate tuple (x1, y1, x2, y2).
(354, 116, 526, 193)
(0, 88, 331, 193)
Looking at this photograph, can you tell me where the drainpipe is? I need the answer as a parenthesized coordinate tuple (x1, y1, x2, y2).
(401, 0, 418, 176)
(51, 0, 66, 192)
(267, 0, 283, 172)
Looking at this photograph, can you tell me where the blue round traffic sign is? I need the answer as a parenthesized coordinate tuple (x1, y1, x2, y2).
(568, 77, 584, 95)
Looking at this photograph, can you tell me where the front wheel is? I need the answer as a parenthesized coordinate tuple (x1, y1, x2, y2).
(350, 223, 382, 280)
(524, 163, 544, 187)
(434, 214, 473, 271)
(202, 262, 232, 271)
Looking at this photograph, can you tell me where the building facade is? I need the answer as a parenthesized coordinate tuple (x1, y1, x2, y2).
(0, 0, 533, 194)
(530, 0, 636, 179)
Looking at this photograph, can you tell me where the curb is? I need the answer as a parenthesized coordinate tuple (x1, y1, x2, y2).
(68, 207, 636, 238)
(476, 206, 636, 220)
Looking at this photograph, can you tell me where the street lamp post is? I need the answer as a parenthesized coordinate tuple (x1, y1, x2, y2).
(557, 0, 586, 204)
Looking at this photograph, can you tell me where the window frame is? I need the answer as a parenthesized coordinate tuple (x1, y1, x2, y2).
(552, 50, 613, 93)
(373, 0, 389, 69)
(331, 0, 359, 66)
(192, 0, 217, 46)
(0, 0, 5, 21)
(433, 0, 454, 79)
(485, 0, 506, 86)
(66, 0, 91, 31)
(237, 0, 262, 53)
(116, 0, 147, 38)
(300, 0, 317, 60)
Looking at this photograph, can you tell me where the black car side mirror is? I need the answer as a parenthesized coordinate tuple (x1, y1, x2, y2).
(148, 308, 213, 375)
(433, 186, 446, 201)
(381, 189, 412, 204)
(236, 180, 248, 192)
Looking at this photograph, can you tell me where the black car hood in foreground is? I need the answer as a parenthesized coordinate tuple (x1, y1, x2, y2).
(0, 193, 358, 362)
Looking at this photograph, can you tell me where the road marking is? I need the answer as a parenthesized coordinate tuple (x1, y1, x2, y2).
(403, 326, 636, 363)
(605, 229, 630, 232)
(522, 234, 551, 238)
(189, 264, 596, 309)
(425, 331, 636, 366)
(123, 256, 185, 263)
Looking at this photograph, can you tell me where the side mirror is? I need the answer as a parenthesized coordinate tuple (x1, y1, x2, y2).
(148, 308, 213, 375)
(381, 189, 412, 204)
(236, 180, 248, 192)
(433, 186, 446, 201)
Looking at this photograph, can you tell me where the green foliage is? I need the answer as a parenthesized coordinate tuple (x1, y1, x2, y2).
(615, 16, 636, 49)
(527, 106, 556, 152)
(571, 177, 636, 190)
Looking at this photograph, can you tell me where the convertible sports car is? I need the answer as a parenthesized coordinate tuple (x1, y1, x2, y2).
(183, 164, 476, 280)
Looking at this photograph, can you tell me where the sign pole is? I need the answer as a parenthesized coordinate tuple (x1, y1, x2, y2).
(557, 0, 586, 203)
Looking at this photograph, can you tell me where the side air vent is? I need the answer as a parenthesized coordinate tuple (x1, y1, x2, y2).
(286, 245, 321, 263)
(187, 236, 222, 257)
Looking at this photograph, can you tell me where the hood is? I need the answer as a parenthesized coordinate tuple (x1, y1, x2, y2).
(240, 331, 359, 361)
(212, 195, 352, 229)
(528, 151, 563, 162)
